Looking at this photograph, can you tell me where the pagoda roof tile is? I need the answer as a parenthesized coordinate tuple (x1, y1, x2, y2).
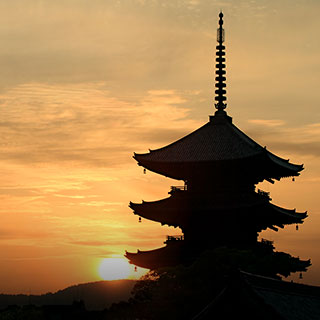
(134, 113, 303, 179)
(135, 116, 262, 162)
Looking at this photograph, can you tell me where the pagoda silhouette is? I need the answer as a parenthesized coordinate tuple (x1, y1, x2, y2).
(125, 13, 310, 275)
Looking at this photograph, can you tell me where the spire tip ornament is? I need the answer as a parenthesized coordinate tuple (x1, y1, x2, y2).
(215, 11, 227, 114)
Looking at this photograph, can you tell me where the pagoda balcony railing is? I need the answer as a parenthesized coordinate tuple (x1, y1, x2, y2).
(260, 238, 275, 250)
(257, 188, 271, 201)
(170, 185, 187, 193)
(261, 238, 274, 246)
(164, 235, 184, 244)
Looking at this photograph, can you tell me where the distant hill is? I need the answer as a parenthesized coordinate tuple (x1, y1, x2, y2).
(0, 279, 137, 310)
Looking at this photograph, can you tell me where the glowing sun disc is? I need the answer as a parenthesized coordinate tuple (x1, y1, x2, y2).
(98, 258, 131, 280)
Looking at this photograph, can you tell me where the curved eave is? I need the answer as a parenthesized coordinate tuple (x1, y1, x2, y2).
(131, 199, 307, 221)
(134, 151, 303, 181)
(129, 198, 183, 227)
(270, 203, 307, 221)
(133, 154, 263, 181)
(125, 243, 182, 269)
(266, 151, 304, 177)
(262, 203, 307, 231)
(129, 192, 267, 227)
(129, 196, 307, 233)
(133, 153, 184, 180)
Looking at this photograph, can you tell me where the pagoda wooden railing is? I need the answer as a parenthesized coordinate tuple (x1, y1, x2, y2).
(170, 185, 187, 192)
(164, 235, 184, 244)
(261, 238, 274, 246)
(260, 238, 274, 249)
(257, 188, 271, 200)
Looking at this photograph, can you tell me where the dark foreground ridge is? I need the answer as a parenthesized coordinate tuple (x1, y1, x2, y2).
(0, 279, 136, 311)
(1, 260, 320, 320)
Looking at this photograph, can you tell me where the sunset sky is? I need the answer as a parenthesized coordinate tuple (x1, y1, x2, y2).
(1, 0, 320, 294)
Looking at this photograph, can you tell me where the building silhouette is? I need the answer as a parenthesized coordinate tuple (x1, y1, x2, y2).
(125, 13, 309, 275)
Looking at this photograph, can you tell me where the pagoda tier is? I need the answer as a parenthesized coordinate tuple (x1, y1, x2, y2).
(129, 191, 307, 244)
(125, 239, 311, 271)
(134, 113, 303, 186)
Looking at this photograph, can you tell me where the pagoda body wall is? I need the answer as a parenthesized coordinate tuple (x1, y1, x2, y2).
(165, 185, 267, 247)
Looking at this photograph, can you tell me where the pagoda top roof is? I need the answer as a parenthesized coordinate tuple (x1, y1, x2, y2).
(134, 112, 303, 180)
(133, 13, 304, 181)
(135, 113, 262, 162)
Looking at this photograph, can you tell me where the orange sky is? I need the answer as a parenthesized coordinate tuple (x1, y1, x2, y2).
(1, 0, 320, 294)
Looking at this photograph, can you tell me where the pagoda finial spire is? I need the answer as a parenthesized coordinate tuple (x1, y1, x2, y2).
(215, 11, 227, 113)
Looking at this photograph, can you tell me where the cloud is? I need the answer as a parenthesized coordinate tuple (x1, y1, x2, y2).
(0, 227, 53, 242)
(79, 201, 123, 207)
(266, 141, 320, 159)
(245, 121, 320, 159)
(70, 240, 110, 247)
(0, 0, 217, 93)
(0, 83, 200, 168)
(248, 119, 286, 127)
(53, 194, 89, 199)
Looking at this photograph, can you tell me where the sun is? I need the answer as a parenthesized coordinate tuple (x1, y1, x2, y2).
(98, 258, 132, 280)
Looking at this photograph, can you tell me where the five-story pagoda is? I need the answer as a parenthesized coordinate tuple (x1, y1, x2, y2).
(126, 13, 308, 272)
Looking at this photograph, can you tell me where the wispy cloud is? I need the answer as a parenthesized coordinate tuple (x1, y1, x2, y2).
(248, 119, 286, 127)
(0, 83, 200, 168)
(246, 120, 320, 159)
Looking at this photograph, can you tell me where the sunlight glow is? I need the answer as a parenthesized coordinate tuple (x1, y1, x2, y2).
(98, 258, 131, 280)
(98, 257, 149, 281)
